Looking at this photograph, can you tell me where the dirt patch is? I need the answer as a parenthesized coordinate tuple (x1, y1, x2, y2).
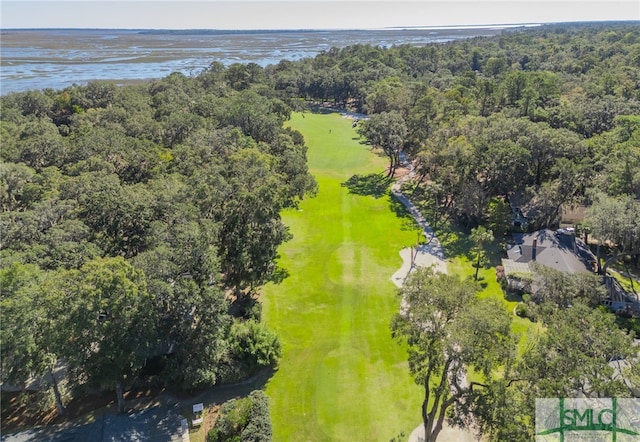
(184, 404, 221, 442)
(203, 405, 220, 437)
(393, 166, 410, 179)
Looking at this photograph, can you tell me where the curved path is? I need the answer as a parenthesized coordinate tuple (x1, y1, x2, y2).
(390, 156, 447, 288)
(389, 159, 479, 442)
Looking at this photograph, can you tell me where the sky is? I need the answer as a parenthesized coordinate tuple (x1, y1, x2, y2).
(1, 0, 638, 30)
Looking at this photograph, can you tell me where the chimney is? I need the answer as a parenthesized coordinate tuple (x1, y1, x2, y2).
(532, 239, 537, 261)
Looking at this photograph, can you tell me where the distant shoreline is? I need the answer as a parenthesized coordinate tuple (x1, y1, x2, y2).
(3, 21, 636, 95)
(0, 26, 510, 35)
(2, 20, 638, 34)
(2, 26, 502, 94)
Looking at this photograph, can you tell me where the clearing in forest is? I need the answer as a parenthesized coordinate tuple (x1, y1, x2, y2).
(262, 112, 423, 441)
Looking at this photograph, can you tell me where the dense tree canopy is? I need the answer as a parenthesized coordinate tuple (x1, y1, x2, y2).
(0, 63, 317, 412)
(268, 23, 639, 228)
(1, 22, 638, 435)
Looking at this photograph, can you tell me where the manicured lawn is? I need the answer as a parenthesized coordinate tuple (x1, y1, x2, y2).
(448, 256, 540, 355)
(431, 219, 539, 355)
(262, 112, 422, 441)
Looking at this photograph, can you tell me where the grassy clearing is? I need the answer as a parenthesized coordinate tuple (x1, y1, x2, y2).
(426, 216, 539, 358)
(431, 222, 541, 390)
(262, 112, 422, 441)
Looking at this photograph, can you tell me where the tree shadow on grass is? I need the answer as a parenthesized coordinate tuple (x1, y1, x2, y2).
(341, 173, 392, 199)
(486, 242, 507, 267)
(388, 193, 422, 232)
(435, 222, 473, 259)
(434, 219, 507, 265)
(269, 265, 290, 284)
(308, 104, 338, 114)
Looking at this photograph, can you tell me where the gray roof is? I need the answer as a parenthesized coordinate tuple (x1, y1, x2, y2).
(505, 229, 594, 274)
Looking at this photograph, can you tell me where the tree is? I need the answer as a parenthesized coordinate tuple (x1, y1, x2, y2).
(485, 198, 512, 239)
(470, 226, 494, 281)
(470, 300, 640, 439)
(592, 115, 640, 198)
(365, 77, 410, 115)
(217, 90, 290, 144)
(0, 162, 36, 212)
(60, 257, 157, 413)
(132, 222, 232, 390)
(528, 262, 607, 310)
(358, 111, 407, 177)
(0, 263, 67, 416)
(214, 148, 292, 293)
(474, 78, 497, 116)
(391, 268, 515, 442)
(461, 378, 533, 441)
(586, 193, 640, 273)
(228, 319, 282, 375)
(407, 88, 440, 146)
(158, 279, 231, 389)
(66, 172, 154, 258)
(9, 117, 67, 171)
(520, 302, 639, 399)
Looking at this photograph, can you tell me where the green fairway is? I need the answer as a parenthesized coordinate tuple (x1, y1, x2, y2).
(262, 112, 422, 441)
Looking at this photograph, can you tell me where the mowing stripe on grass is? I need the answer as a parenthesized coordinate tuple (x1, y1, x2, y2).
(262, 112, 422, 441)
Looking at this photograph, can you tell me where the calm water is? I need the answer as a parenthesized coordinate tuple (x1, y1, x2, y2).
(0, 27, 510, 94)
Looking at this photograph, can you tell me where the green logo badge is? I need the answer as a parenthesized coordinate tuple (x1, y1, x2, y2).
(536, 398, 640, 441)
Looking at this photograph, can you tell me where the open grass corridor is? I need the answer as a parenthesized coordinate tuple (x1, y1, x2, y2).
(262, 112, 423, 441)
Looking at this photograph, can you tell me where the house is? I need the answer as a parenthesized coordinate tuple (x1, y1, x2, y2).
(501, 229, 640, 316)
(603, 275, 640, 316)
(501, 228, 595, 278)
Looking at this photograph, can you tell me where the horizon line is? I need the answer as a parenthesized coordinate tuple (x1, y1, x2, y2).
(3, 20, 639, 33)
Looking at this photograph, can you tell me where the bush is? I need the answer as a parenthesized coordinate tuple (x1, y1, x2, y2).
(515, 302, 529, 318)
(207, 390, 272, 442)
(615, 316, 640, 339)
(207, 398, 248, 442)
(507, 272, 534, 294)
(228, 320, 282, 373)
(240, 391, 272, 442)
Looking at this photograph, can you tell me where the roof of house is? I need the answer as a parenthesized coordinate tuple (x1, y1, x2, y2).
(504, 229, 595, 275)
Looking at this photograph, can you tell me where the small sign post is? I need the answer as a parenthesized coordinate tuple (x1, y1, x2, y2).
(192, 403, 204, 426)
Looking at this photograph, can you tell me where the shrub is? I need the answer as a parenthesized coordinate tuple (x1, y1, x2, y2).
(515, 302, 529, 318)
(240, 391, 272, 442)
(615, 316, 640, 339)
(207, 390, 272, 442)
(228, 320, 282, 373)
(207, 397, 249, 442)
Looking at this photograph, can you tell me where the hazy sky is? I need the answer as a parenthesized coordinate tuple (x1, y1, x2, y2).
(2, 1, 638, 30)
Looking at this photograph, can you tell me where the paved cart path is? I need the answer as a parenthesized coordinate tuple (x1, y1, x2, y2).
(389, 159, 478, 442)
